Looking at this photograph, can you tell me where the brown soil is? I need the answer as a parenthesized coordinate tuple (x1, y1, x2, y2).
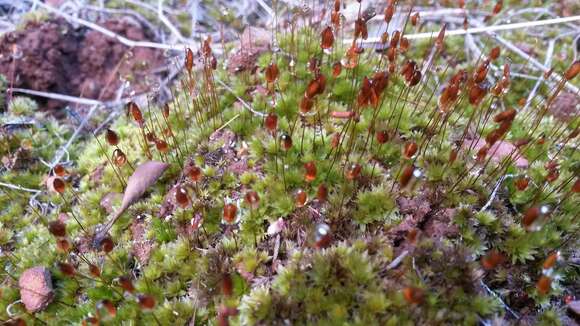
(0, 18, 165, 114)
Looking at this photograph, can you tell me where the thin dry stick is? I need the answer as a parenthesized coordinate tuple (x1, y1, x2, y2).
(215, 77, 267, 117)
(9, 87, 128, 107)
(32, 0, 213, 53)
(348, 15, 580, 42)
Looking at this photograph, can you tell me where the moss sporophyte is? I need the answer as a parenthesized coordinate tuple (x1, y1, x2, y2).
(1, 0, 579, 324)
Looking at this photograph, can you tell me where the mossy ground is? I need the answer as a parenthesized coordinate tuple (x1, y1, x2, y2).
(1, 2, 579, 325)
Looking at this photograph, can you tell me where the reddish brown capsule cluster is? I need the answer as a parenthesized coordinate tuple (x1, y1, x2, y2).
(481, 250, 505, 270)
(188, 165, 203, 182)
(403, 142, 418, 159)
(304, 162, 317, 182)
(53, 164, 67, 177)
(522, 205, 550, 231)
(400, 60, 421, 87)
(105, 129, 119, 146)
(345, 163, 362, 181)
(265, 62, 279, 83)
(128, 102, 144, 125)
(112, 149, 127, 167)
(439, 70, 466, 111)
(295, 189, 308, 207)
(320, 26, 335, 50)
(402, 286, 424, 304)
(58, 262, 76, 277)
(264, 112, 278, 132)
(175, 186, 190, 209)
(119, 276, 135, 293)
(317, 184, 328, 202)
(314, 223, 331, 248)
(544, 160, 559, 183)
(244, 191, 260, 208)
(536, 275, 552, 295)
(138, 294, 156, 310)
(47, 176, 66, 194)
(223, 203, 238, 224)
(357, 71, 389, 108)
(514, 176, 529, 191)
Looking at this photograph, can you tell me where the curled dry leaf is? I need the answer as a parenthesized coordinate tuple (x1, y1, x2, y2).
(97, 161, 170, 239)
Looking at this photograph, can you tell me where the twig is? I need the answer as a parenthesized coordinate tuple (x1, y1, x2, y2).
(386, 250, 409, 270)
(347, 15, 580, 42)
(32, 1, 213, 53)
(522, 39, 555, 112)
(215, 78, 266, 117)
(0, 182, 40, 193)
(479, 174, 516, 212)
(50, 105, 99, 168)
(157, 0, 187, 43)
(480, 280, 520, 319)
(8, 87, 127, 107)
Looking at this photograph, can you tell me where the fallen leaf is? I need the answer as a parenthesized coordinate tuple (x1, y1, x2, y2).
(97, 161, 169, 238)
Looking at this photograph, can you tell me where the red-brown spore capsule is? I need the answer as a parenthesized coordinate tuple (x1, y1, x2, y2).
(128, 102, 143, 124)
(300, 96, 314, 113)
(280, 134, 293, 151)
(295, 189, 307, 207)
(101, 300, 117, 317)
(138, 294, 156, 310)
(106, 129, 119, 146)
(481, 250, 505, 270)
(89, 264, 101, 278)
(345, 163, 362, 180)
(320, 26, 335, 49)
(564, 60, 580, 80)
(489, 46, 500, 61)
(221, 274, 233, 296)
(332, 62, 342, 77)
(244, 191, 260, 208)
(113, 149, 127, 167)
(48, 220, 66, 237)
(188, 165, 203, 182)
(175, 187, 190, 209)
(317, 184, 328, 202)
(536, 275, 551, 295)
(543, 252, 559, 270)
(304, 162, 317, 182)
(58, 262, 76, 277)
(265, 113, 278, 132)
(314, 223, 331, 248)
(53, 164, 67, 177)
(265, 63, 279, 83)
(403, 142, 418, 159)
(100, 236, 115, 253)
(223, 203, 238, 223)
(515, 177, 529, 191)
(119, 276, 135, 293)
(403, 287, 424, 304)
(376, 130, 389, 144)
(155, 139, 169, 153)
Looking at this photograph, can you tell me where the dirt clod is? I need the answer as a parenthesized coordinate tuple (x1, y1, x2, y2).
(19, 266, 53, 313)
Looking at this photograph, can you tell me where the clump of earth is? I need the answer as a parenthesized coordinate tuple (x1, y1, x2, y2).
(0, 18, 165, 113)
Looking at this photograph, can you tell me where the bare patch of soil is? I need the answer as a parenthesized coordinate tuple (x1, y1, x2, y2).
(0, 18, 165, 113)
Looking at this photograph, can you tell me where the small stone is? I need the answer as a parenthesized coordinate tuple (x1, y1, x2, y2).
(19, 267, 54, 313)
